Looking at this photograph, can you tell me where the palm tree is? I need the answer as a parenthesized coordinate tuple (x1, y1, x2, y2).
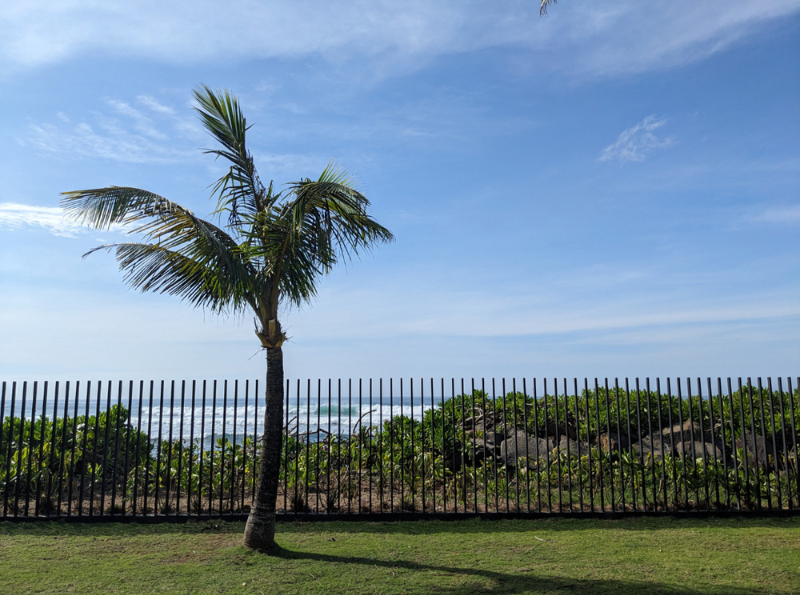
(61, 85, 394, 551)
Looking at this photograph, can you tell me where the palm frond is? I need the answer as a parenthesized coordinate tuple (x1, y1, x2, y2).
(540, 0, 556, 16)
(241, 212, 321, 307)
(87, 242, 254, 314)
(61, 187, 179, 230)
(193, 85, 269, 226)
(284, 163, 394, 260)
(63, 186, 262, 313)
(239, 163, 394, 305)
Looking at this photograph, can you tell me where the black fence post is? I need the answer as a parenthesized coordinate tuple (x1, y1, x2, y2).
(15, 381, 28, 518)
(785, 378, 799, 508)
(56, 382, 68, 517)
(35, 381, 48, 516)
(251, 379, 258, 509)
(585, 379, 593, 512)
(24, 381, 37, 517)
(177, 380, 186, 516)
(242, 379, 248, 512)
(186, 380, 195, 516)
(2, 382, 16, 518)
(166, 380, 175, 516)
(773, 377, 791, 509)
(110, 380, 123, 515)
(418, 379, 424, 514)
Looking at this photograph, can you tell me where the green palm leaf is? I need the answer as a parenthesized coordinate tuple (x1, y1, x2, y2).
(193, 85, 269, 226)
(61, 186, 261, 315)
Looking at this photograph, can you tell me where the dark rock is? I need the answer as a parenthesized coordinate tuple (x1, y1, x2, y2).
(735, 430, 778, 470)
(543, 420, 563, 439)
(660, 422, 711, 457)
(460, 414, 482, 431)
(639, 422, 726, 462)
(465, 444, 494, 464)
(661, 420, 703, 443)
(500, 430, 555, 469)
(474, 421, 512, 446)
(777, 432, 797, 455)
(556, 435, 583, 454)
(764, 432, 798, 468)
(678, 440, 724, 462)
(633, 434, 671, 459)
(596, 432, 630, 452)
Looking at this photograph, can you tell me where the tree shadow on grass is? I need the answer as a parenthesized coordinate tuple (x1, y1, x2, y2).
(271, 545, 765, 595)
(1, 520, 792, 594)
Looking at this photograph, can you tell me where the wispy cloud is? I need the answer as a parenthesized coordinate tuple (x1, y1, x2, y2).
(251, 152, 332, 179)
(137, 95, 176, 115)
(24, 120, 193, 164)
(750, 205, 800, 224)
(0, 203, 90, 237)
(21, 94, 201, 164)
(285, 282, 800, 341)
(107, 99, 168, 140)
(0, 2, 797, 80)
(598, 115, 675, 163)
(550, 2, 800, 78)
(21, 92, 331, 179)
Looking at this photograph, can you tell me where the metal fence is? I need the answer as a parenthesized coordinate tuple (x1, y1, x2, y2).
(1, 377, 798, 521)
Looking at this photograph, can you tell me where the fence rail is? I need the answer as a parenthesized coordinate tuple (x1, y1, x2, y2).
(1, 377, 798, 521)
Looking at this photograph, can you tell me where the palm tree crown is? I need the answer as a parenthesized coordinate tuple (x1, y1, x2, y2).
(62, 85, 393, 347)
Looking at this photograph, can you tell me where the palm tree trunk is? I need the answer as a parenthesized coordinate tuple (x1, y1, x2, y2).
(243, 346, 284, 552)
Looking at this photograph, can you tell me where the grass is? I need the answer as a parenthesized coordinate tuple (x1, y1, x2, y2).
(0, 517, 798, 594)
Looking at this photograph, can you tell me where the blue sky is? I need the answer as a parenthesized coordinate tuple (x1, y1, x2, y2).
(0, 1, 798, 384)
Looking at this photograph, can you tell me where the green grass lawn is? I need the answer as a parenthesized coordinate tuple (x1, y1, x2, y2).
(0, 517, 797, 594)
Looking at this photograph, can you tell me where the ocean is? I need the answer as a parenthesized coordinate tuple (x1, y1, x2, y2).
(0, 379, 460, 449)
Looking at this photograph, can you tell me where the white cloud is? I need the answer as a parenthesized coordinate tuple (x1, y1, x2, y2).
(107, 99, 143, 120)
(106, 99, 168, 140)
(549, 2, 800, 78)
(21, 95, 200, 165)
(598, 115, 675, 163)
(21, 93, 328, 173)
(0, 203, 87, 237)
(284, 282, 800, 341)
(24, 120, 193, 164)
(0, 2, 797, 79)
(137, 95, 176, 115)
(750, 205, 800, 224)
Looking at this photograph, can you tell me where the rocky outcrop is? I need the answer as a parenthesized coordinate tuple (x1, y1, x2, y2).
(626, 420, 726, 462)
(661, 420, 704, 445)
(469, 420, 512, 447)
(633, 434, 669, 459)
(596, 432, 631, 452)
(500, 430, 555, 469)
(735, 430, 778, 470)
(679, 440, 725, 462)
(658, 421, 725, 461)
(557, 435, 585, 454)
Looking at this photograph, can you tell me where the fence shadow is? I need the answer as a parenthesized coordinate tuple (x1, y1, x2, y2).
(274, 514, 800, 535)
(2, 514, 796, 538)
